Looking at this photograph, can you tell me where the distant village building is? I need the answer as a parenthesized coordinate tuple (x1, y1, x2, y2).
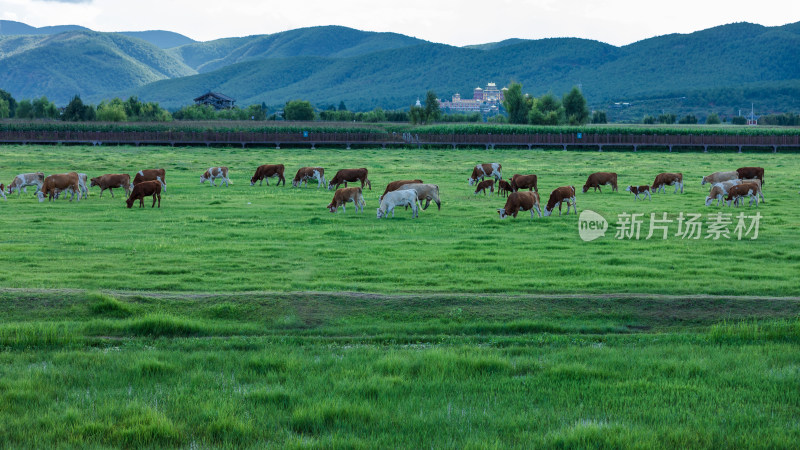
(437, 82, 508, 113)
(194, 92, 236, 110)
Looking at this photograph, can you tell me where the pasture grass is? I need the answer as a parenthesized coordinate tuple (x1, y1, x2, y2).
(0, 144, 799, 295)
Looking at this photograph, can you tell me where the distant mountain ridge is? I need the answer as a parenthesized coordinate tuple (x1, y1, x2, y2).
(0, 20, 195, 49)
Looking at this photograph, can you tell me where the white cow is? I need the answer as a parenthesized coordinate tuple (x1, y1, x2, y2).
(7, 172, 45, 196)
(201, 167, 231, 187)
(377, 189, 421, 219)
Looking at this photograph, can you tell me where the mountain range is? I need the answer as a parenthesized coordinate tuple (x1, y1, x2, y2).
(1, 20, 798, 119)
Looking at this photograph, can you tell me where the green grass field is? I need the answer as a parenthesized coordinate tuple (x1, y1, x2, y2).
(1, 144, 799, 447)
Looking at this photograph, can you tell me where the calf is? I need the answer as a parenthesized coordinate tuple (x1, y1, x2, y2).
(201, 166, 231, 187)
(328, 168, 371, 191)
(133, 169, 166, 192)
(497, 180, 513, 197)
(251, 164, 285, 186)
(583, 172, 617, 193)
(377, 189, 420, 219)
(474, 179, 494, 195)
(400, 183, 441, 210)
(701, 171, 738, 186)
(126, 178, 164, 208)
(293, 167, 326, 188)
(736, 167, 764, 186)
(38, 172, 81, 202)
(91, 174, 132, 198)
(468, 163, 502, 185)
(625, 185, 651, 201)
(327, 187, 365, 213)
(705, 179, 743, 206)
(497, 191, 541, 219)
(652, 172, 683, 194)
(510, 174, 538, 193)
(543, 186, 577, 217)
(7, 172, 44, 196)
(380, 179, 423, 201)
(725, 183, 760, 208)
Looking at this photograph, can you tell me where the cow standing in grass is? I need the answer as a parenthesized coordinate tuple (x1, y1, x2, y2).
(293, 167, 326, 188)
(583, 172, 617, 193)
(543, 186, 577, 216)
(468, 163, 502, 185)
(251, 164, 285, 186)
(91, 174, 133, 198)
(134, 169, 167, 192)
(328, 168, 371, 191)
(126, 178, 164, 208)
(498, 191, 541, 219)
(327, 187, 365, 213)
(652, 173, 683, 194)
(7, 172, 44, 196)
(201, 167, 231, 187)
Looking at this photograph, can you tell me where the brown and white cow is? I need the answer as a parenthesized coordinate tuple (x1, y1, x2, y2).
(293, 167, 326, 188)
(468, 163, 502, 185)
(91, 174, 132, 198)
(38, 172, 81, 202)
(126, 178, 164, 208)
(328, 168, 371, 191)
(725, 183, 760, 208)
(380, 179, 423, 201)
(705, 179, 742, 206)
(543, 186, 577, 217)
(133, 169, 167, 192)
(327, 187, 365, 213)
(7, 172, 44, 196)
(510, 174, 538, 193)
(474, 179, 494, 195)
(625, 185, 651, 201)
(251, 164, 285, 186)
(736, 167, 764, 186)
(497, 191, 541, 219)
(400, 183, 441, 211)
(701, 171, 738, 186)
(0, 184, 5, 200)
(652, 172, 683, 194)
(201, 167, 231, 187)
(497, 180, 513, 197)
(582, 172, 618, 193)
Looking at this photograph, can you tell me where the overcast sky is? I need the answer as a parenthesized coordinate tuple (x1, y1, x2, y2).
(1, 0, 797, 46)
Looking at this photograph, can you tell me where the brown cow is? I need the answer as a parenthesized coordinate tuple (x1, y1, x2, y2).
(468, 163, 502, 185)
(625, 185, 651, 201)
(292, 167, 326, 188)
(91, 174, 132, 198)
(126, 179, 163, 208)
(497, 191, 541, 219)
(38, 172, 81, 202)
(474, 179, 494, 195)
(380, 179, 423, 201)
(583, 172, 618, 193)
(652, 172, 683, 194)
(543, 186, 577, 216)
(133, 169, 166, 192)
(725, 183, 760, 207)
(327, 187, 365, 213)
(736, 167, 764, 186)
(251, 164, 285, 186)
(328, 168, 371, 191)
(497, 180, 513, 197)
(510, 174, 538, 193)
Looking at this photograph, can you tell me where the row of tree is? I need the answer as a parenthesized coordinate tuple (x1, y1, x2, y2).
(502, 83, 600, 125)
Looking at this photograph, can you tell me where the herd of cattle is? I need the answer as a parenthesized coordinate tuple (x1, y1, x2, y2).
(1, 162, 768, 219)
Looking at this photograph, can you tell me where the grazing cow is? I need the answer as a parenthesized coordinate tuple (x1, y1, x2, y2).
(741, 178, 765, 202)
(468, 163, 502, 185)
(725, 183, 760, 207)
(543, 186, 577, 217)
(625, 185, 651, 201)
(583, 172, 618, 193)
(701, 171, 738, 186)
(251, 164, 285, 186)
(133, 169, 167, 192)
(91, 174, 132, 198)
(7, 172, 44, 196)
(400, 183, 441, 210)
(292, 167, 326, 188)
(652, 173, 683, 194)
(126, 178, 164, 208)
(56, 173, 89, 200)
(736, 167, 764, 186)
(510, 174, 538, 193)
(497, 191, 541, 219)
(327, 187, 365, 213)
(38, 172, 81, 202)
(474, 179, 494, 195)
(705, 179, 743, 206)
(377, 189, 420, 219)
(497, 180, 513, 197)
(0, 184, 5, 200)
(328, 168, 371, 191)
(201, 167, 231, 187)
(380, 179, 423, 201)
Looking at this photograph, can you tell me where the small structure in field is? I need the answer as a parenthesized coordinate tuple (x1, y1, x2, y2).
(194, 92, 235, 110)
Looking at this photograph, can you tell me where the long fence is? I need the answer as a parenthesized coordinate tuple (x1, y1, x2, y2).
(1, 130, 798, 152)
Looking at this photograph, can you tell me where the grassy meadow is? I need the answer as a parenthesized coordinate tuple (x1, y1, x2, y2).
(1, 144, 799, 447)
